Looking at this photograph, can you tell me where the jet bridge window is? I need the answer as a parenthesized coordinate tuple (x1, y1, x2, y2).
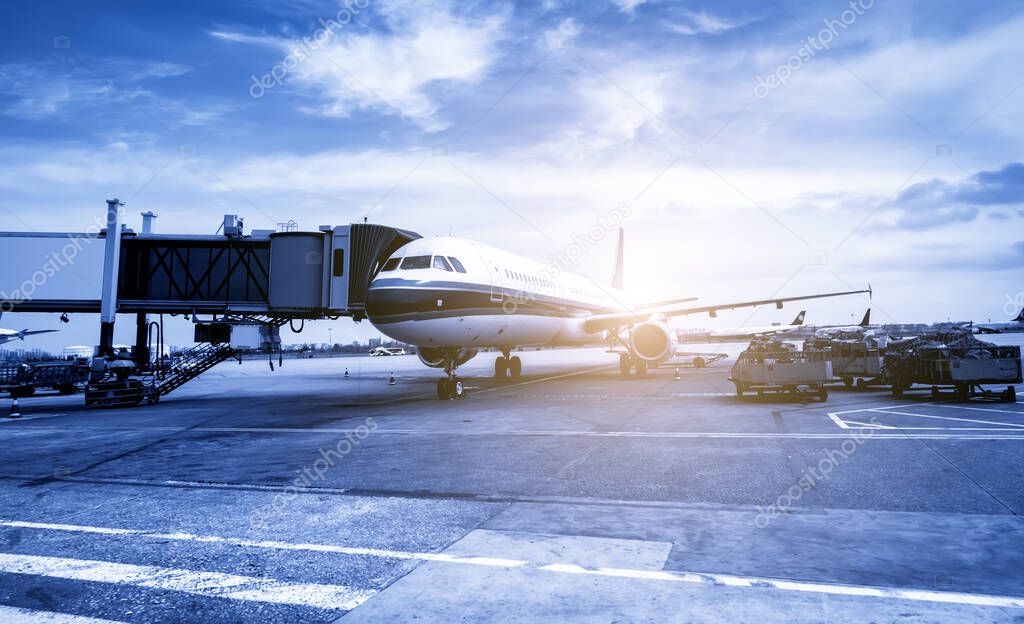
(447, 257, 467, 273)
(432, 256, 453, 271)
(400, 255, 432, 270)
(380, 258, 401, 272)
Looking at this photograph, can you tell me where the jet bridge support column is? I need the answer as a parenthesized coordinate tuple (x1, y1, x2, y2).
(98, 199, 123, 356)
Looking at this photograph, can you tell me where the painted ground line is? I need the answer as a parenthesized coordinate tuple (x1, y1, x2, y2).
(5, 425, 1024, 439)
(0, 552, 374, 611)
(0, 605, 126, 624)
(2, 520, 1024, 609)
(865, 408, 1024, 429)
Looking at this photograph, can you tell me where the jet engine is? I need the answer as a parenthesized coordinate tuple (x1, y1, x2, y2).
(628, 321, 676, 366)
(416, 346, 478, 369)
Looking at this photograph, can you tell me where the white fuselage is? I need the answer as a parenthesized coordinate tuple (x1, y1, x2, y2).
(365, 237, 626, 349)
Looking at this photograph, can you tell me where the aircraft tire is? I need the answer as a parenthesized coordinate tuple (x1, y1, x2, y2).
(619, 354, 632, 376)
(508, 356, 522, 379)
(494, 356, 507, 379)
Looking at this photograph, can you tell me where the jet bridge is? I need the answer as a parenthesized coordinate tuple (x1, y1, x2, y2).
(1, 220, 418, 319)
(0, 202, 419, 406)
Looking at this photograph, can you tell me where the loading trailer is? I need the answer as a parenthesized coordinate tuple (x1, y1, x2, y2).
(826, 337, 886, 389)
(882, 329, 1021, 402)
(1, 201, 420, 407)
(730, 338, 832, 401)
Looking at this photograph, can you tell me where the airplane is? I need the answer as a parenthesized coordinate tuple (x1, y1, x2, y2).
(0, 314, 58, 346)
(812, 309, 874, 338)
(364, 229, 871, 399)
(972, 309, 1024, 334)
(680, 310, 807, 343)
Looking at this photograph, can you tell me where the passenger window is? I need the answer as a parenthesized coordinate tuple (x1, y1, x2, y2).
(448, 257, 467, 273)
(400, 255, 432, 270)
(433, 256, 453, 271)
(381, 258, 400, 272)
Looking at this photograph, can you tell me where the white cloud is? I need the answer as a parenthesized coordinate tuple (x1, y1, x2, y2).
(214, 1, 508, 132)
(662, 9, 757, 36)
(613, 0, 647, 15)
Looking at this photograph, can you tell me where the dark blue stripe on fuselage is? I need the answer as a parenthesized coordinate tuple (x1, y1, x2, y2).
(366, 278, 617, 324)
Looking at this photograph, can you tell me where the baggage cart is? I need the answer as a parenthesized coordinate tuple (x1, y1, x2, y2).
(730, 339, 832, 401)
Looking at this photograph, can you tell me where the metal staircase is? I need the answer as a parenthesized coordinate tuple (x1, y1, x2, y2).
(153, 342, 236, 396)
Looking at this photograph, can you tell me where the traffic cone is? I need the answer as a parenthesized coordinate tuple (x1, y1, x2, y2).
(674, 368, 681, 380)
(344, 368, 349, 378)
(388, 372, 396, 385)
(8, 398, 21, 419)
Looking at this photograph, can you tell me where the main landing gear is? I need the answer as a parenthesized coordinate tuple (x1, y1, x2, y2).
(494, 349, 522, 381)
(619, 353, 647, 377)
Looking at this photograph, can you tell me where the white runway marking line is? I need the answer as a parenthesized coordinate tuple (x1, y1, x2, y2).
(473, 364, 616, 395)
(0, 551, 374, 611)
(7, 425, 1024, 440)
(0, 413, 68, 424)
(830, 403, 1024, 431)
(2, 520, 1023, 610)
(0, 605, 127, 623)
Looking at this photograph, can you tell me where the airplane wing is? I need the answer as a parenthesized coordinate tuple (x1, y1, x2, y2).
(633, 296, 699, 310)
(584, 288, 870, 334)
(20, 329, 58, 337)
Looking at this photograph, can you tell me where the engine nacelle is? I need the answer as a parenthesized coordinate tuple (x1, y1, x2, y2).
(629, 321, 676, 366)
(416, 347, 478, 369)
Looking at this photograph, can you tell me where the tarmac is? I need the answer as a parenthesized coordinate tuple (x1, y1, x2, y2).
(0, 345, 1022, 623)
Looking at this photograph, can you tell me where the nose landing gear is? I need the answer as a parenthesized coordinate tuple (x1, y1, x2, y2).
(437, 351, 467, 400)
(437, 376, 464, 400)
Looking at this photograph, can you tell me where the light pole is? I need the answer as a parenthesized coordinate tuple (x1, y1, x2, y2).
(328, 327, 334, 348)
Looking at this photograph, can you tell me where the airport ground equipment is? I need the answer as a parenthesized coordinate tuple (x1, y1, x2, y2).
(882, 329, 1020, 402)
(730, 337, 832, 401)
(0, 202, 420, 407)
(829, 336, 886, 389)
(0, 363, 30, 396)
(1, 361, 87, 397)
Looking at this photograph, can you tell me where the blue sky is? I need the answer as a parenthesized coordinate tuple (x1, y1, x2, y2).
(1, 0, 1023, 350)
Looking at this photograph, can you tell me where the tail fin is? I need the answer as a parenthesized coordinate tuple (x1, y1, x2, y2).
(859, 309, 871, 327)
(1015, 308, 1024, 322)
(611, 227, 624, 290)
(791, 310, 805, 326)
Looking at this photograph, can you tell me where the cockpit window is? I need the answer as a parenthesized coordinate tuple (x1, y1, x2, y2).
(447, 257, 467, 273)
(400, 255, 432, 270)
(381, 258, 400, 272)
(432, 256, 453, 271)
